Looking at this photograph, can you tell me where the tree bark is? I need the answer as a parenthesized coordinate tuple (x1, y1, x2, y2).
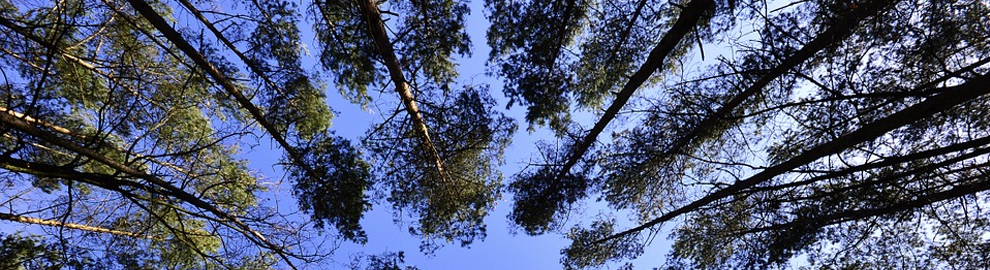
(122, 0, 320, 210)
(554, 0, 714, 187)
(356, 0, 446, 180)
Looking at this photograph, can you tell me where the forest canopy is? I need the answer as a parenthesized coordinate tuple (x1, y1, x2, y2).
(0, 0, 988, 269)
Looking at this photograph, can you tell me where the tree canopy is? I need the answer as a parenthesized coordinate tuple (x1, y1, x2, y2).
(1, 0, 989, 269)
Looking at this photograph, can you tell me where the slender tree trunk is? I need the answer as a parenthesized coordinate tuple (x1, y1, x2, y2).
(744, 135, 990, 195)
(357, 0, 446, 180)
(605, 0, 649, 66)
(175, 0, 282, 95)
(554, 0, 714, 184)
(122, 0, 320, 202)
(546, 0, 577, 75)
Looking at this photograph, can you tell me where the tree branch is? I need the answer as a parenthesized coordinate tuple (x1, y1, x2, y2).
(0, 212, 150, 239)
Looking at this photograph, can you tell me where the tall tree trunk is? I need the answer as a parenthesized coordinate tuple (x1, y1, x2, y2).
(175, 0, 282, 96)
(357, 0, 447, 180)
(554, 0, 714, 187)
(122, 0, 320, 205)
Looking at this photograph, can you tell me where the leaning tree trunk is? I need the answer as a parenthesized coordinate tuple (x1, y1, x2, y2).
(357, 0, 447, 180)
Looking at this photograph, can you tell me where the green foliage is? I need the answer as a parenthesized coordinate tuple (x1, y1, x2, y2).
(561, 219, 644, 270)
(392, 0, 471, 85)
(485, 0, 593, 132)
(311, 0, 472, 101)
(311, 0, 379, 104)
(248, 0, 336, 141)
(291, 132, 373, 243)
(366, 85, 516, 251)
(349, 251, 421, 270)
(578, 0, 990, 268)
(102, 201, 230, 269)
(481, 0, 990, 268)
(0, 233, 103, 270)
(193, 148, 263, 213)
(497, 0, 722, 238)
(248, 0, 305, 71)
(4, 0, 990, 269)
(267, 75, 335, 140)
(312, 0, 517, 251)
(507, 143, 593, 235)
(485, 0, 713, 133)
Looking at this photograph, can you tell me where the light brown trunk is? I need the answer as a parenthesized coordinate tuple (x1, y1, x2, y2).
(357, 0, 446, 180)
